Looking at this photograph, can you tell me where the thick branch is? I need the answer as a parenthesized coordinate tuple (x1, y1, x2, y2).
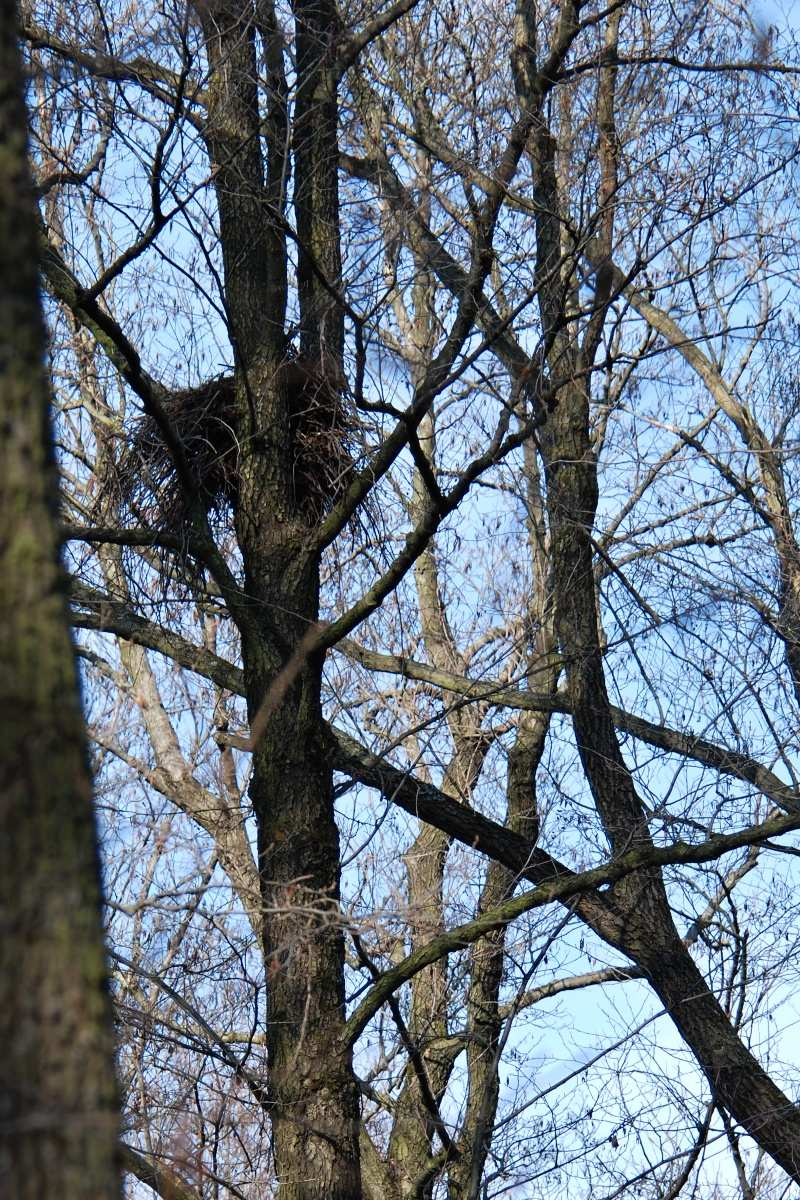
(343, 805, 800, 1047)
(120, 1144, 199, 1200)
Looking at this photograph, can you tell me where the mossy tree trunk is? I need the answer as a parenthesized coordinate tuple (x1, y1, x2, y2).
(0, 4, 121, 1197)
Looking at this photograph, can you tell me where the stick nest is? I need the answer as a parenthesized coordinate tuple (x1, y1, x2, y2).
(116, 361, 356, 530)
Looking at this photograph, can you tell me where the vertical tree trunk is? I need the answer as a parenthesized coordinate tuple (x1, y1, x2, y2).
(0, 6, 120, 1197)
(293, 0, 344, 365)
(197, 1, 362, 1192)
(243, 554, 361, 1200)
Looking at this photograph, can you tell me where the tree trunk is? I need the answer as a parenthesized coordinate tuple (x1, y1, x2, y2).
(540, 378, 800, 1180)
(197, 0, 362, 1192)
(242, 551, 361, 1200)
(0, 5, 120, 1196)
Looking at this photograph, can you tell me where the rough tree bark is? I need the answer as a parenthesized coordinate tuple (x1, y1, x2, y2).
(0, 3, 120, 1196)
(196, 0, 361, 1194)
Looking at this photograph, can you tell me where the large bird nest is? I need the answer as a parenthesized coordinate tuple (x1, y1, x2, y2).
(116, 360, 356, 531)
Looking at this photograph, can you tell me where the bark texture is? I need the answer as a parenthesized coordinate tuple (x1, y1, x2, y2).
(0, 5, 120, 1196)
(197, 0, 361, 1193)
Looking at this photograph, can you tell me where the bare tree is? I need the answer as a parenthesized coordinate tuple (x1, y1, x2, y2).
(20, 0, 800, 1196)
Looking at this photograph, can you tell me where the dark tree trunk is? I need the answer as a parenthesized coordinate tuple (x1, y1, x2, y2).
(540, 378, 800, 1181)
(516, 42, 800, 1171)
(196, 1, 362, 1193)
(242, 555, 361, 1200)
(0, 6, 121, 1196)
